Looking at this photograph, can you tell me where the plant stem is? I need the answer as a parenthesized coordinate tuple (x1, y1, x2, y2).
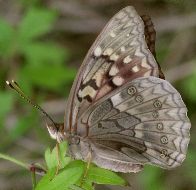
(0, 152, 29, 169)
(31, 168, 37, 190)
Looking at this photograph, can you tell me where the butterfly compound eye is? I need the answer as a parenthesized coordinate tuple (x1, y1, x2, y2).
(69, 136, 80, 145)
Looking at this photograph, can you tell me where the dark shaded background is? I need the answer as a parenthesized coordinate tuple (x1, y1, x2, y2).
(0, 0, 196, 189)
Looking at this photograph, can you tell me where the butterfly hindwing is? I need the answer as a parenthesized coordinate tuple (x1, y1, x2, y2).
(78, 76, 190, 172)
(65, 6, 160, 131)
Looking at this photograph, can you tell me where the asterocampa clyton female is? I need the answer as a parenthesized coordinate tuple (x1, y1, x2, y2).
(63, 6, 191, 173)
(7, 6, 190, 173)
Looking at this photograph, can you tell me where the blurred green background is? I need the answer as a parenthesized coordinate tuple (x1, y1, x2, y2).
(0, 0, 196, 189)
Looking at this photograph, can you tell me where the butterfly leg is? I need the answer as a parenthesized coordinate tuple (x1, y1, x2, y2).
(80, 151, 92, 186)
(55, 142, 61, 175)
(29, 163, 46, 189)
(30, 164, 37, 189)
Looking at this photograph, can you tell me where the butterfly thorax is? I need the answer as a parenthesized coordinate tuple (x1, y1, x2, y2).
(47, 122, 89, 160)
(66, 133, 91, 161)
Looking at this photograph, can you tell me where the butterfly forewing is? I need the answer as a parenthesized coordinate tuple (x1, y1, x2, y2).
(65, 6, 160, 132)
(78, 76, 190, 171)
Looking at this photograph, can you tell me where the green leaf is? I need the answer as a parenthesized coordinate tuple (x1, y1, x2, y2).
(79, 180, 94, 190)
(35, 168, 56, 189)
(45, 142, 70, 170)
(18, 8, 57, 42)
(19, 64, 76, 90)
(22, 42, 69, 66)
(36, 161, 85, 190)
(45, 147, 57, 170)
(58, 142, 71, 168)
(0, 19, 14, 58)
(86, 165, 127, 186)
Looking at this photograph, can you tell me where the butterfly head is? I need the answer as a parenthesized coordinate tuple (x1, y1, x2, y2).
(46, 122, 81, 145)
(46, 122, 66, 142)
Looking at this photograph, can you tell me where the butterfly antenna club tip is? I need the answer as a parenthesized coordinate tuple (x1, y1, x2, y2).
(6, 80, 14, 89)
(12, 80, 19, 87)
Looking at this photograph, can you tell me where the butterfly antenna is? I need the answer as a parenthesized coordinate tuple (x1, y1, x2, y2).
(6, 80, 57, 128)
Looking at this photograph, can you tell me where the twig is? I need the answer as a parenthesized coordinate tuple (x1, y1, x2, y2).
(0, 153, 29, 170)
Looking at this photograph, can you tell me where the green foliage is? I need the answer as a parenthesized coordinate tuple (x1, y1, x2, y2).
(45, 142, 71, 170)
(22, 42, 68, 66)
(0, 92, 14, 125)
(1, 1, 195, 190)
(156, 35, 172, 63)
(185, 150, 196, 184)
(0, 19, 14, 58)
(35, 168, 56, 190)
(35, 162, 85, 190)
(181, 71, 196, 103)
(138, 166, 164, 190)
(19, 0, 41, 7)
(86, 166, 127, 185)
(39, 141, 127, 190)
(20, 64, 76, 91)
(0, 141, 128, 190)
(0, 5, 76, 145)
(9, 111, 38, 140)
(18, 8, 57, 42)
(0, 6, 76, 94)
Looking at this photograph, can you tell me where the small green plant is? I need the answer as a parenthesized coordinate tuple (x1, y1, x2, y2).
(0, 7, 127, 188)
(0, 7, 76, 93)
(0, 5, 76, 148)
(0, 141, 127, 190)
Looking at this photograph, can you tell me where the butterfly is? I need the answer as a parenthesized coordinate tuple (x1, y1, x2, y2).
(8, 6, 190, 173)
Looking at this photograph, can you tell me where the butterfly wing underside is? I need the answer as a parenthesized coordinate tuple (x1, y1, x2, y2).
(65, 6, 161, 132)
(78, 76, 190, 172)
(64, 6, 190, 172)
